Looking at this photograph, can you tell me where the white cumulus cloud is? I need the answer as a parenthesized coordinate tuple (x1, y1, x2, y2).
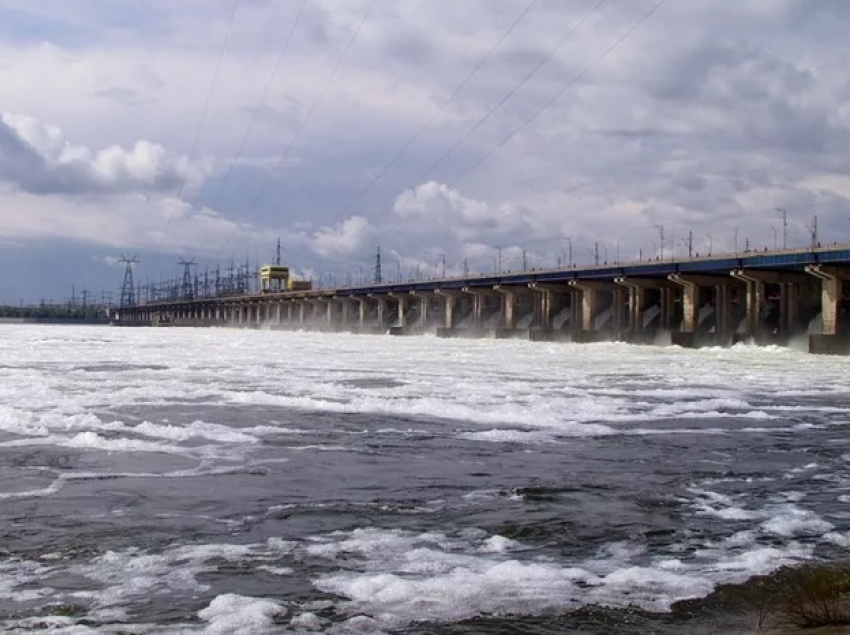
(0, 112, 204, 196)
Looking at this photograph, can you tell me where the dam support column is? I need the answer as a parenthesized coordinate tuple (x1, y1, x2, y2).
(527, 283, 574, 340)
(335, 297, 352, 331)
(493, 286, 534, 339)
(730, 270, 766, 342)
(355, 297, 369, 332)
(669, 274, 740, 347)
(668, 274, 700, 348)
(568, 280, 616, 342)
(323, 299, 334, 329)
(614, 277, 647, 342)
(461, 287, 499, 334)
(389, 293, 410, 335)
(715, 284, 732, 342)
(731, 270, 810, 342)
(409, 292, 432, 331)
(659, 287, 676, 332)
(435, 289, 463, 337)
(369, 294, 388, 332)
(493, 286, 518, 337)
(806, 265, 850, 354)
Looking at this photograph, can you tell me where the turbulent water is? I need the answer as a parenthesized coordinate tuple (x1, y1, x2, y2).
(0, 325, 849, 633)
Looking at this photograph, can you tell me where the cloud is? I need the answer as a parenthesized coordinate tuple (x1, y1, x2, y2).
(0, 189, 271, 255)
(94, 255, 123, 268)
(309, 216, 374, 258)
(0, 112, 202, 195)
(392, 180, 533, 242)
(2, 0, 850, 299)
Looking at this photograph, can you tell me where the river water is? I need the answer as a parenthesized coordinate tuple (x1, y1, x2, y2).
(0, 325, 848, 633)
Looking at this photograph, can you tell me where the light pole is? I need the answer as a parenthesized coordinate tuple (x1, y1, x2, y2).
(654, 224, 664, 260)
(805, 215, 818, 249)
(680, 230, 693, 258)
(776, 207, 787, 249)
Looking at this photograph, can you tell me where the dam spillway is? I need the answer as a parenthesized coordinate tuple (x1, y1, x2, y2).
(111, 245, 850, 355)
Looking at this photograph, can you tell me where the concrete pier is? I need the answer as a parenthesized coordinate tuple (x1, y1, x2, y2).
(112, 245, 850, 354)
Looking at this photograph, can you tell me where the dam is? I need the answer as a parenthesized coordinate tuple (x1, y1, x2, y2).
(110, 245, 850, 355)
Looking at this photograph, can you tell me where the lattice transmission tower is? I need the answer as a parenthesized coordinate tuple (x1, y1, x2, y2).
(178, 258, 197, 300)
(119, 255, 139, 308)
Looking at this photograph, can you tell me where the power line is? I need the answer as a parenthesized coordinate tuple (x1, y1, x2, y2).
(446, 0, 668, 192)
(355, 0, 611, 235)
(326, 0, 543, 227)
(175, 0, 242, 204)
(221, 0, 378, 255)
(209, 0, 308, 207)
(380, 0, 668, 243)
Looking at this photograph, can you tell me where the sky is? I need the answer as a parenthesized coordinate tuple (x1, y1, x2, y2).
(1, 0, 850, 303)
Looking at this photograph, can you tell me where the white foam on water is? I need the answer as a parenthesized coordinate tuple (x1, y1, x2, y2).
(0, 460, 267, 501)
(760, 504, 835, 537)
(459, 429, 563, 443)
(289, 611, 327, 631)
(306, 525, 819, 629)
(688, 488, 761, 521)
(1, 326, 849, 629)
(2, 326, 848, 457)
(257, 565, 293, 575)
(196, 593, 287, 635)
(131, 420, 259, 444)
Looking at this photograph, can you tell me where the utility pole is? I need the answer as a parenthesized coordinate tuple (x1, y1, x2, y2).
(276, 237, 281, 265)
(522, 250, 528, 271)
(440, 254, 446, 278)
(463, 258, 469, 277)
(567, 237, 573, 267)
(374, 246, 382, 284)
(776, 207, 787, 249)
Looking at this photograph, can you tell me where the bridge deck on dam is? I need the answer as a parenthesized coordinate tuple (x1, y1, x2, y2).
(112, 245, 850, 355)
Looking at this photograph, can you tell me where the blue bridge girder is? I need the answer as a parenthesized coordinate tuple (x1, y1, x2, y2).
(332, 246, 850, 297)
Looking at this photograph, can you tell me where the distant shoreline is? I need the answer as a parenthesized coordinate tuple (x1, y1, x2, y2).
(0, 317, 107, 325)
